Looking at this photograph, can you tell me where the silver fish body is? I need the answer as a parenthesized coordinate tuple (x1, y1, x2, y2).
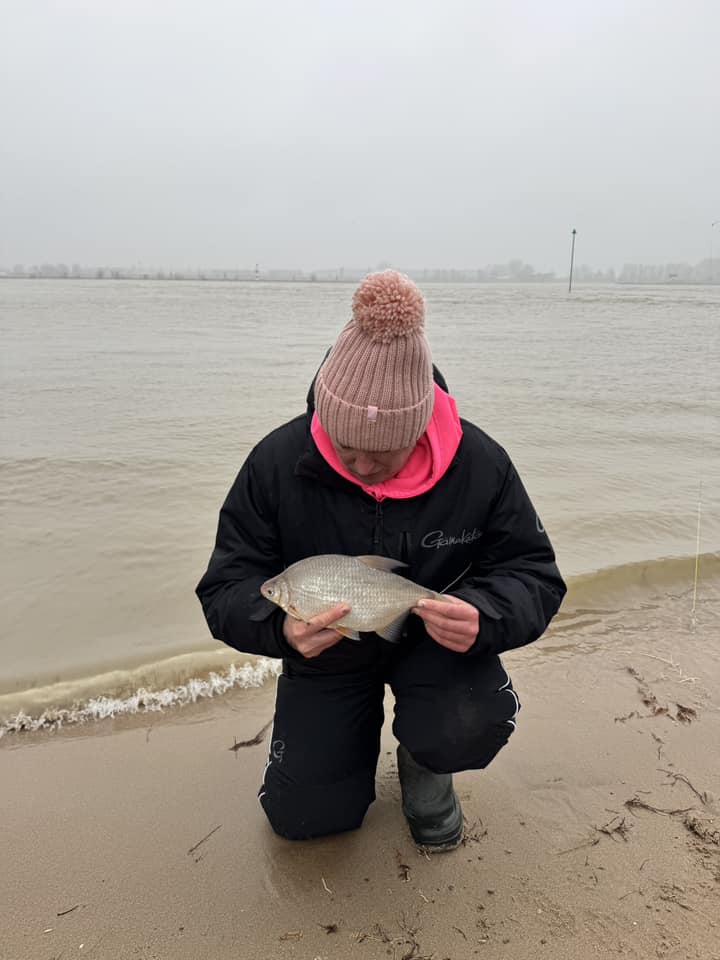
(260, 554, 440, 642)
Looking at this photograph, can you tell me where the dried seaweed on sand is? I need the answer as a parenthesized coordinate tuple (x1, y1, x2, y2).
(229, 719, 273, 751)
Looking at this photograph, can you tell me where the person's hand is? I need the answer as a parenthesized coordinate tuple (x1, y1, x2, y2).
(412, 596, 479, 653)
(283, 604, 351, 659)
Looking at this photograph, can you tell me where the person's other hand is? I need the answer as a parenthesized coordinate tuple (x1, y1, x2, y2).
(283, 604, 351, 659)
(412, 596, 479, 653)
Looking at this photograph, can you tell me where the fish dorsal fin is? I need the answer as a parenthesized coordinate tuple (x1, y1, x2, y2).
(356, 555, 407, 572)
(376, 613, 408, 644)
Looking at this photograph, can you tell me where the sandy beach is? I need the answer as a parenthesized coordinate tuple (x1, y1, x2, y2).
(3, 574, 718, 960)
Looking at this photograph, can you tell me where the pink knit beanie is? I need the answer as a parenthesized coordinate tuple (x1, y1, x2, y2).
(315, 271, 434, 452)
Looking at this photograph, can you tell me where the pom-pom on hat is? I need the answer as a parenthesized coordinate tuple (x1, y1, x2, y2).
(315, 271, 434, 452)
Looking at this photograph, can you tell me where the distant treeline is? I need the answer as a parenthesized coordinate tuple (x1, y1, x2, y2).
(1, 258, 717, 283)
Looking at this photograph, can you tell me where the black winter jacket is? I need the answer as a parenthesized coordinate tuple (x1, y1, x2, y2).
(196, 377, 566, 666)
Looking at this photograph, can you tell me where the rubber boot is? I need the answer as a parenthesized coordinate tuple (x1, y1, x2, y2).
(397, 744, 463, 851)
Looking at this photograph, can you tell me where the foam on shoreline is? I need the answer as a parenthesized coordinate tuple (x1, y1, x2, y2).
(1, 657, 281, 738)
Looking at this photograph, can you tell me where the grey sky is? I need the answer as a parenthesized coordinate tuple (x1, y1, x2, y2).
(1, 0, 718, 272)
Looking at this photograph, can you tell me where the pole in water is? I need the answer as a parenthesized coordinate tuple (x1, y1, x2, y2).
(568, 228, 577, 293)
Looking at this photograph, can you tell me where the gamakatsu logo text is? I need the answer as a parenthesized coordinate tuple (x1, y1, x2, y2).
(421, 528, 483, 550)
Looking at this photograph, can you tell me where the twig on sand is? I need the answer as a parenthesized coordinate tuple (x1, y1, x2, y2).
(357, 917, 432, 959)
(640, 654, 677, 668)
(56, 904, 80, 917)
(397, 911, 434, 960)
(557, 815, 630, 854)
(675, 703, 698, 724)
(618, 888, 640, 901)
(321, 876, 333, 896)
(625, 668, 670, 718)
(625, 793, 719, 845)
(279, 930, 302, 941)
(229, 719, 273, 752)
(639, 654, 698, 683)
(597, 815, 631, 842)
(623, 668, 700, 723)
(624, 796, 693, 817)
(396, 849, 412, 882)
(359, 923, 391, 944)
(556, 836, 601, 856)
(658, 769, 712, 805)
(187, 824, 222, 856)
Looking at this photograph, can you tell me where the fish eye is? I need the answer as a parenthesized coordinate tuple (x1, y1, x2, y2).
(266, 587, 274, 596)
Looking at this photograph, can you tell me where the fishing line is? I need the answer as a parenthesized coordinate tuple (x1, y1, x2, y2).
(690, 490, 702, 625)
(689, 283, 718, 627)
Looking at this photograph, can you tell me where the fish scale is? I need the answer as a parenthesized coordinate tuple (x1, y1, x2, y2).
(261, 554, 440, 639)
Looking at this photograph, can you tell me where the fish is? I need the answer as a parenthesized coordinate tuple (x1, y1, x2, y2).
(260, 554, 443, 643)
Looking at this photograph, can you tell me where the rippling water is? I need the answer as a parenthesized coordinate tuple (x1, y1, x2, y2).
(1, 279, 718, 726)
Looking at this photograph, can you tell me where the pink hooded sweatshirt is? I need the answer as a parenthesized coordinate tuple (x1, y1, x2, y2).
(311, 384, 463, 502)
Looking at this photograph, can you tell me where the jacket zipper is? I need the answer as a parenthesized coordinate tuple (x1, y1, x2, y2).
(373, 501, 383, 550)
(400, 531, 412, 564)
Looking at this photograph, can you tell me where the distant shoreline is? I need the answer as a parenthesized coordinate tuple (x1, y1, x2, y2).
(2, 254, 717, 285)
(1, 274, 718, 286)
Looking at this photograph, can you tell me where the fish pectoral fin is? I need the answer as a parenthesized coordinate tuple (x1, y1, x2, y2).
(335, 626, 362, 641)
(356, 555, 408, 572)
(376, 613, 408, 644)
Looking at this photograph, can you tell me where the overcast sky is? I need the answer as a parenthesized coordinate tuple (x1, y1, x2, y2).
(1, 0, 718, 272)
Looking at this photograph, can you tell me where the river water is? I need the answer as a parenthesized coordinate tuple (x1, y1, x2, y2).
(1, 280, 718, 730)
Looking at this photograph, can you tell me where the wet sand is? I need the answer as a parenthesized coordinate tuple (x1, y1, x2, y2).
(2, 589, 719, 960)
